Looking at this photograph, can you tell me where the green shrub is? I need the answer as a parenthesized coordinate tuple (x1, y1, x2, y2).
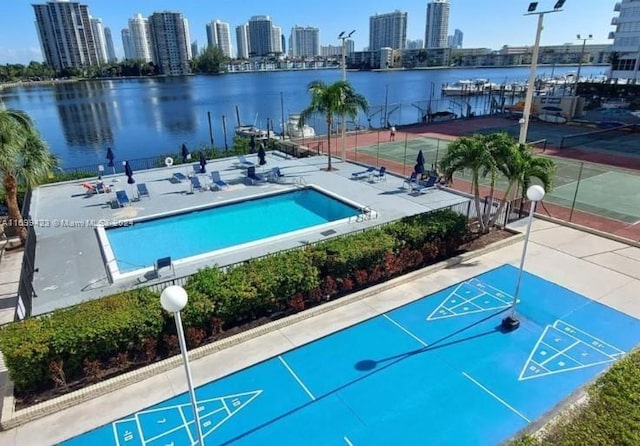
(0, 289, 163, 392)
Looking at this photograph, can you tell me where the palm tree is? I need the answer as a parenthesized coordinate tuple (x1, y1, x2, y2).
(439, 134, 495, 232)
(0, 109, 55, 244)
(298, 80, 368, 171)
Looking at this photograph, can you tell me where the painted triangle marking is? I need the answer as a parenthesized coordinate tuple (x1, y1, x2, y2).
(427, 278, 515, 321)
(118, 390, 262, 445)
(519, 321, 625, 381)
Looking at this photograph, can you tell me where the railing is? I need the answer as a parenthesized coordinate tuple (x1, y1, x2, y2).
(15, 221, 37, 320)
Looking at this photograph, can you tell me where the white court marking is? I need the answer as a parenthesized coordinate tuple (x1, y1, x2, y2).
(279, 355, 316, 401)
(427, 278, 515, 321)
(344, 435, 355, 445)
(519, 320, 625, 381)
(111, 390, 262, 445)
(462, 372, 530, 423)
(383, 314, 428, 347)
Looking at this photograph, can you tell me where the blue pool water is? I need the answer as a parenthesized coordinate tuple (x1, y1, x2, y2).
(106, 188, 359, 272)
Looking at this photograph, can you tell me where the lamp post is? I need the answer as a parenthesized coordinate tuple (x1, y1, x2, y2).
(518, 1, 566, 145)
(338, 30, 355, 161)
(571, 33, 592, 119)
(160, 286, 205, 446)
(502, 185, 546, 332)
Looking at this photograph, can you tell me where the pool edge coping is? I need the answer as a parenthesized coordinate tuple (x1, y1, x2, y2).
(0, 231, 524, 431)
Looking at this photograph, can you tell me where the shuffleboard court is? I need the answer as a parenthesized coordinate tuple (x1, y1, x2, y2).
(63, 265, 640, 445)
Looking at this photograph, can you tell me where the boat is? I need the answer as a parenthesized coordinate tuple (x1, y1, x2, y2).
(601, 98, 630, 110)
(537, 105, 567, 124)
(285, 114, 316, 138)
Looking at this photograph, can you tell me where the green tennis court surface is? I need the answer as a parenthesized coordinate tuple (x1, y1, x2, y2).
(355, 137, 640, 223)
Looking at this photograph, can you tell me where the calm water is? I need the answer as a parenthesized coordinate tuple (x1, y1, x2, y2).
(0, 65, 605, 168)
(106, 188, 358, 272)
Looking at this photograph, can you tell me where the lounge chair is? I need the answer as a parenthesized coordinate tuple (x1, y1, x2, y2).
(246, 166, 265, 185)
(403, 172, 418, 189)
(173, 172, 188, 182)
(210, 171, 229, 189)
(236, 155, 254, 168)
(351, 166, 376, 180)
(266, 167, 285, 182)
(115, 190, 130, 207)
(413, 175, 438, 194)
(95, 181, 110, 194)
(154, 256, 174, 278)
(372, 166, 387, 182)
(137, 183, 150, 199)
(190, 175, 203, 192)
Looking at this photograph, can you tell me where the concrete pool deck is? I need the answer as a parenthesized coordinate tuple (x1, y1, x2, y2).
(0, 219, 638, 445)
(30, 152, 470, 315)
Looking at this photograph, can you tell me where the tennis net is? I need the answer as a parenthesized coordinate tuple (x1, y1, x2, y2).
(560, 124, 638, 149)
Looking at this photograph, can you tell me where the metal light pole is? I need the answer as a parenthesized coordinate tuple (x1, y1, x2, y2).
(338, 30, 355, 161)
(160, 286, 205, 446)
(571, 34, 592, 119)
(502, 185, 546, 332)
(519, 1, 566, 145)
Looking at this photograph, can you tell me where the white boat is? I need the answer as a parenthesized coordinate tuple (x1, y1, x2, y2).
(285, 113, 316, 138)
(601, 98, 630, 109)
(538, 106, 567, 124)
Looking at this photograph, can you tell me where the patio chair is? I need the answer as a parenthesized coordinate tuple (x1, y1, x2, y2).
(351, 166, 376, 180)
(210, 171, 229, 189)
(115, 190, 130, 207)
(266, 167, 285, 182)
(236, 155, 255, 168)
(154, 256, 175, 278)
(190, 175, 203, 192)
(173, 172, 188, 183)
(413, 175, 438, 194)
(136, 183, 150, 199)
(95, 181, 111, 194)
(246, 166, 265, 185)
(372, 166, 387, 182)
(403, 172, 418, 189)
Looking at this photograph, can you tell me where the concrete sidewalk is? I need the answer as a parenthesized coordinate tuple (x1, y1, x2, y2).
(0, 220, 638, 445)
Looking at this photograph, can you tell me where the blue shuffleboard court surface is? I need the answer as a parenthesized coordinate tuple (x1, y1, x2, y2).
(62, 264, 640, 446)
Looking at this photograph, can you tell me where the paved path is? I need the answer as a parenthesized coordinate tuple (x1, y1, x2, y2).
(0, 220, 638, 445)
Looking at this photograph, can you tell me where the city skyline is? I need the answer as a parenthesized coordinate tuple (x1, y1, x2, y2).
(1, 0, 616, 64)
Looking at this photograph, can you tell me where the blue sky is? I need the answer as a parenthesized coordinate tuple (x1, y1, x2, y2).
(1, 0, 617, 64)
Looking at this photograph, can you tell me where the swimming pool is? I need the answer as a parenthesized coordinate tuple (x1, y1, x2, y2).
(99, 187, 360, 278)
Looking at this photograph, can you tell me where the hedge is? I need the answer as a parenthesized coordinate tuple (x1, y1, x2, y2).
(0, 208, 469, 395)
(0, 289, 163, 392)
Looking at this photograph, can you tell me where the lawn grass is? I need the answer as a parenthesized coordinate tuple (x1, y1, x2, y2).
(509, 348, 640, 446)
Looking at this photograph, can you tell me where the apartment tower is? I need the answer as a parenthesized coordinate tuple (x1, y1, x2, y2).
(425, 0, 450, 48)
(206, 20, 232, 57)
(33, 0, 100, 71)
(148, 12, 191, 75)
(369, 10, 407, 51)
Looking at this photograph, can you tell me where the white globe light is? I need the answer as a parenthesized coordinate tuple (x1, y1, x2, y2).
(527, 184, 545, 202)
(160, 285, 188, 313)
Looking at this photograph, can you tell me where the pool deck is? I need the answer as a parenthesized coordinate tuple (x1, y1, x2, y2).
(0, 218, 639, 445)
(30, 152, 469, 315)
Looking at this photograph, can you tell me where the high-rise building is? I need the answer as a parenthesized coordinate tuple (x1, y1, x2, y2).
(236, 23, 249, 58)
(191, 41, 199, 58)
(290, 26, 320, 58)
(33, 1, 100, 71)
(272, 26, 283, 54)
(369, 10, 407, 51)
(447, 29, 463, 48)
(321, 39, 354, 57)
(90, 18, 108, 64)
(148, 12, 191, 75)
(128, 13, 153, 62)
(610, 0, 640, 81)
(104, 27, 117, 62)
(248, 16, 274, 57)
(206, 20, 232, 57)
(425, 0, 450, 48)
(121, 29, 135, 59)
(406, 39, 424, 50)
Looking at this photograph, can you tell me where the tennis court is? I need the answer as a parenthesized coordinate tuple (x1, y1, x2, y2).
(63, 265, 640, 445)
(355, 136, 640, 224)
